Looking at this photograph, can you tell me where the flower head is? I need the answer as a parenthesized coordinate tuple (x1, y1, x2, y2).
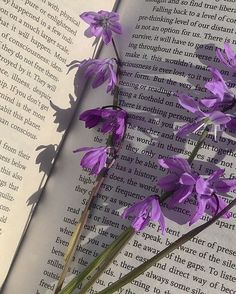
(100, 108, 127, 143)
(190, 169, 236, 224)
(176, 94, 231, 140)
(73, 146, 109, 175)
(158, 157, 197, 207)
(216, 42, 236, 71)
(81, 58, 117, 93)
(122, 195, 165, 233)
(79, 108, 103, 129)
(202, 67, 235, 109)
(80, 107, 127, 143)
(80, 10, 122, 45)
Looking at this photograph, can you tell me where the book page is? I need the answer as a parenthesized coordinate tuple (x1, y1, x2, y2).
(0, 0, 116, 287)
(3, 0, 236, 293)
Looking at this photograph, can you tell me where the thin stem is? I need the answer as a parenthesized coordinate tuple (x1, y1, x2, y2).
(188, 127, 209, 164)
(92, 39, 100, 59)
(54, 177, 105, 294)
(98, 198, 236, 294)
(112, 38, 121, 65)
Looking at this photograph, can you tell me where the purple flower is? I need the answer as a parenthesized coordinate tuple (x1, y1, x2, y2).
(158, 157, 197, 207)
(216, 43, 236, 71)
(226, 116, 236, 132)
(122, 195, 165, 233)
(190, 169, 236, 224)
(176, 94, 231, 140)
(81, 58, 117, 93)
(100, 108, 127, 143)
(73, 146, 109, 175)
(80, 10, 122, 45)
(202, 67, 235, 109)
(79, 108, 103, 129)
(80, 107, 127, 143)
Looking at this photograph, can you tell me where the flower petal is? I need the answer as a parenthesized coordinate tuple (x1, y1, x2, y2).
(214, 179, 236, 194)
(178, 94, 200, 114)
(169, 185, 193, 207)
(189, 196, 208, 225)
(179, 173, 196, 186)
(196, 177, 212, 196)
(176, 121, 204, 138)
(158, 174, 179, 191)
(158, 157, 191, 174)
(208, 111, 231, 125)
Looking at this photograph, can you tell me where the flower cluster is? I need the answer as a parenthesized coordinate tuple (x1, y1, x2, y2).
(158, 156, 236, 225)
(73, 11, 124, 176)
(74, 107, 127, 175)
(123, 156, 236, 233)
(176, 44, 236, 140)
(123, 43, 236, 233)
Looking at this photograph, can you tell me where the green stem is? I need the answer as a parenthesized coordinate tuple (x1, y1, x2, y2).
(188, 127, 209, 164)
(112, 38, 121, 65)
(98, 198, 236, 294)
(59, 228, 134, 294)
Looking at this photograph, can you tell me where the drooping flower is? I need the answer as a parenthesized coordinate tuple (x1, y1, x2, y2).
(201, 67, 235, 109)
(73, 146, 109, 175)
(190, 169, 236, 224)
(216, 42, 236, 71)
(176, 94, 231, 140)
(158, 157, 197, 207)
(67, 58, 117, 93)
(80, 10, 122, 45)
(79, 108, 103, 129)
(81, 58, 117, 93)
(100, 108, 127, 143)
(122, 195, 165, 233)
(79, 107, 127, 143)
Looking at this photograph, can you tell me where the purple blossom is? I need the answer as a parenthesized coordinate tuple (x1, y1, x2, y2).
(190, 169, 236, 224)
(216, 43, 236, 71)
(67, 58, 117, 93)
(100, 108, 127, 143)
(73, 146, 109, 175)
(79, 108, 103, 129)
(158, 157, 197, 207)
(80, 10, 122, 45)
(81, 58, 117, 93)
(80, 107, 127, 143)
(122, 195, 165, 233)
(226, 116, 236, 132)
(176, 94, 231, 140)
(202, 67, 235, 109)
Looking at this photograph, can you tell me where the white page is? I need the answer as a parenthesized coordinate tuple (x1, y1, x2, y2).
(3, 0, 236, 293)
(0, 0, 116, 287)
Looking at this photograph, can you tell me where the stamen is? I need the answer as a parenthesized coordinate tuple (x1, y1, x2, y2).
(194, 122, 205, 133)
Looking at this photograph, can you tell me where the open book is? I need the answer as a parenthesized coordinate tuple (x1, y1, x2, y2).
(1, 0, 236, 293)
